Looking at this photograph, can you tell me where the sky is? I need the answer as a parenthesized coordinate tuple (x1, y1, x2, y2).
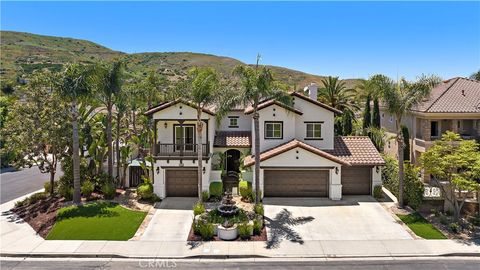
(1, 1, 479, 80)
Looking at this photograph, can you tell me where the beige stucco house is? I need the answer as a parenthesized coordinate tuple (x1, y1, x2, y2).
(381, 77, 480, 182)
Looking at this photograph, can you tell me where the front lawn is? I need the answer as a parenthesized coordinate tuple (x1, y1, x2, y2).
(46, 202, 147, 240)
(397, 212, 447, 239)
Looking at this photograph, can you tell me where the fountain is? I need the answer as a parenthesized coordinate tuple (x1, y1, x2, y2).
(217, 191, 239, 217)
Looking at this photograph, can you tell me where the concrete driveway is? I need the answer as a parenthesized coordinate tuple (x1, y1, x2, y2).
(140, 197, 197, 241)
(263, 196, 412, 244)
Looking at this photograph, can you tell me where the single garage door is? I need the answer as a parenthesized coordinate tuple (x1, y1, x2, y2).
(264, 169, 329, 197)
(341, 166, 372, 195)
(166, 169, 198, 197)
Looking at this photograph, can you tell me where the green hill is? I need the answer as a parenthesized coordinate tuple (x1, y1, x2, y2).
(1, 31, 359, 88)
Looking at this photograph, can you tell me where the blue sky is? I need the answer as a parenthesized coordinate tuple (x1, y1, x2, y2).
(2, 1, 479, 80)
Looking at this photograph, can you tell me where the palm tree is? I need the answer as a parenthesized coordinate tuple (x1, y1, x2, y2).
(231, 55, 292, 204)
(377, 75, 432, 208)
(115, 91, 128, 186)
(91, 61, 124, 179)
(58, 64, 91, 204)
(175, 67, 223, 201)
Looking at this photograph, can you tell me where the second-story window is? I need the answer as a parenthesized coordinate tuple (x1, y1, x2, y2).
(228, 117, 239, 128)
(305, 122, 322, 139)
(265, 121, 283, 139)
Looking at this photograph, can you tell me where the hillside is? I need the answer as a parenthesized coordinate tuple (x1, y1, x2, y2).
(0, 31, 359, 89)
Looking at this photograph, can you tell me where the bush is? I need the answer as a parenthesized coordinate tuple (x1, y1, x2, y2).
(81, 181, 94, 198)
(44, 181, 57, 195)
(439, 215, 449, 225)
(404, 163, 424, 210)
(239, 180, 253, 201)
(137, 183, 154, 200)
(254, 203, 264, 216)
(237, 223, 252, 239)
(253, 219, 263, 235)
(28, 192, 47, 204)
(201, 191, 210, 202)
(101, 183, 115, 200)
(449, 222, 460, 233)
(470, 214, 480, 226)
(373, 185, 383, 199)
(198, 222, 215, 240)
(381, 154, 399, 198)
(209, 182, 223, 198)
(58, 184, 73, 201)
(193, 202, 206, 216)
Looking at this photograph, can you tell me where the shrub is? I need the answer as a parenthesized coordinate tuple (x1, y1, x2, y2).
(239, 180, 252, 200)
(253, 219, 263, 235)
(28, 192, 47, 204)
(198, 222, 215, 240)
(81, 181, 94, 198)
(137, 183, 154, 200)
(439, 215, 449, 225)
(193, 202, 206, 216)
(470, 214, 480, 226)
(449, 222, 460, 233)
(58, 184, 73, 201)
(373, 185, 383, 199)
(201, 191, 210, 202)
(254, 203, 264, 216)
(209, 182, 223, 198)
(238, 223, 252, 239)
(44, 181, 57, 195)
(381, 154, 399, 198)
(101, 183, 116, 200)
(14, 197, 30, 208)
(404, 163, 424, 210)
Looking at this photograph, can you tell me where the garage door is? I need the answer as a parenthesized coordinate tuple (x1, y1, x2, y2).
(341, 166, 371, 195)
(166, 169, 198, 197)
(264, 170, 329, 197)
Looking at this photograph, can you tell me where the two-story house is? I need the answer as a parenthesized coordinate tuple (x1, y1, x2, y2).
(381, 77, 480, 182)
(145, 83, 385, 200)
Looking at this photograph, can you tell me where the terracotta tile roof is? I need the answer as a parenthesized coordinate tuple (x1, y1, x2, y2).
(144, 99, 216, 116)
(244, 100, 303, 115)
(325, 136, 385, 166)
(244, 139, 350, 167)
(412, 77, 480, 113)
(214, 131, 251, 148)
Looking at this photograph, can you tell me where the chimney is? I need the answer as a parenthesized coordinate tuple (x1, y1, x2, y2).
(307, 83, 318, 100)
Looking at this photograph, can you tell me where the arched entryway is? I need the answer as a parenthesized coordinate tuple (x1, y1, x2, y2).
(223, 149, 241, 193)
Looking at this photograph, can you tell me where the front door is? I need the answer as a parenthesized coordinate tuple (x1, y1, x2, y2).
(175, 125, 195, 152)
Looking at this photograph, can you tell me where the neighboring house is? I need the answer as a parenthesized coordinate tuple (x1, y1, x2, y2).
(381, 77, 480, 182)
(145, 83, 385, 200)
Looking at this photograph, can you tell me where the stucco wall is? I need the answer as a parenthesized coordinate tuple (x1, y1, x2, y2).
(218, 111, 251, 131)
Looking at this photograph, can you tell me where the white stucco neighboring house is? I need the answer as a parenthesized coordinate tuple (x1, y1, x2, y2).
(144, 83, 385, 200)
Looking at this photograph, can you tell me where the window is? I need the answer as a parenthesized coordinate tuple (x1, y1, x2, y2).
(431, 121, 439, 137)
(228, 117, 239, 128)
(175, 125, 195, 151)
(265, 122, 283, 139)
(305, 122, 322, 139)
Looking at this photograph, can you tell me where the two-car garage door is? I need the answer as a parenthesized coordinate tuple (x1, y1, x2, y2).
(264, 169, 329, 197)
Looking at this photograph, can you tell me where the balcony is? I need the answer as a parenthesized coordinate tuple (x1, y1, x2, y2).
(153, 143, 210, 159)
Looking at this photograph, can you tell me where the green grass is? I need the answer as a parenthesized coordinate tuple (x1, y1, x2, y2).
(397, 212, 447, 239)
(46, 202, 147, 240)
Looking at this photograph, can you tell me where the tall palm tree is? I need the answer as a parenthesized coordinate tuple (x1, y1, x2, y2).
(318, 76, 358, 114)
(377, 75, 432, 207)
(115, 91, 128, 186)
(231, 55, 292, 204)
(91, 61, 124, 179)
(58, 64, 91, 204)
(175, 67, 223, 201)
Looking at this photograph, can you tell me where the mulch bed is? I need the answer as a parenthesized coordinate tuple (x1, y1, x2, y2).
(187, 226, 267, 242)
(11, 196, 65, 238)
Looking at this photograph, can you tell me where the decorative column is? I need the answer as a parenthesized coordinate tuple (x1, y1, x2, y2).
(422, 119, 431, 141)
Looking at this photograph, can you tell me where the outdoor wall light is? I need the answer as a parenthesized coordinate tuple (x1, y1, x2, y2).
(156, 167, 160, 174)
(202, 167, 206, 174)
(375, 166, 380, 173)
(164, 122, 167, 129)
(335, 167, 339, 174)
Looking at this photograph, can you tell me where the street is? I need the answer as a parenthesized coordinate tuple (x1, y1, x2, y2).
(1, 258, 479, 270)
(0, 166, 63, 203)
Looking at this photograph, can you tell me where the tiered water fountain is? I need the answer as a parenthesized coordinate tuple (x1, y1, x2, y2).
(217, 191, 239, 217)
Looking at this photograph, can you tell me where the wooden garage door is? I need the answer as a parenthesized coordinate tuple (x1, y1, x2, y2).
(264, 170, 329, 197)
(166, 169, 198, 197)
(341, 166, 372, 195)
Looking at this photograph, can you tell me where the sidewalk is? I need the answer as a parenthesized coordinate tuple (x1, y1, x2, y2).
(1, 193, 479, 259)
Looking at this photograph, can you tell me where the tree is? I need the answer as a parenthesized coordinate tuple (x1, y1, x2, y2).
(175, 67, 224, 201)
(401, 125, 410, 162)
(378, 75, 432, 208)
(91, 61, 124, 179)
(362, 95, 371, 131)
(115, 91, 128, 186)
(366, 127, 389, 152)
(470, 70, 480, 81)
(372, 97, 380, 128)
(231, 55, 292, 204)
(58, 64, 92, 204)
(342, 110, 353, 135)
(2, 70, 70, 196)
(421, 132, 480, 220)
